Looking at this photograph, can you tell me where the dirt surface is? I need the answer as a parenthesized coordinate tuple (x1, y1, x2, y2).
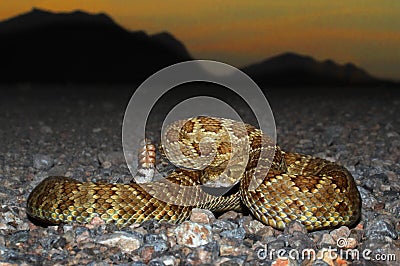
(0, 84, 399, 265)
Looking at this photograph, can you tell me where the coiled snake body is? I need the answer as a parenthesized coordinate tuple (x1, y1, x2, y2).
(27, 117, 361, 231)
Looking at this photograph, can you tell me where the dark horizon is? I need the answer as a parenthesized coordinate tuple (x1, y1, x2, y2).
(1, 3, 399, 81)
(0, 8, 398, 88)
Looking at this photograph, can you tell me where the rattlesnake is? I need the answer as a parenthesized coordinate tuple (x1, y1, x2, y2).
(27, 116, 361, 231)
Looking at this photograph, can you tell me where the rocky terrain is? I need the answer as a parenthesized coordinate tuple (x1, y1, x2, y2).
(0, 85, 399, 265)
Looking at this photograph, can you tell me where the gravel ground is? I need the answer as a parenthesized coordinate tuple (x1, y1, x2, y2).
(0, 84, 399, 265)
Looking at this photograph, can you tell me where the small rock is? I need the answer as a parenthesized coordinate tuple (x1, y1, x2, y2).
(220, 227, 246, 240)
(75, 227, 92, 243)
(187, 249, 211, 265)
(385, 199, 400, 219)
(363, 173, 388, 192)
(52, 237, 67, 249)
(386, 131, 399, 138)
(343, 237, 358, 249)
(48, 165, 67, 176)
(62, 226, 75, 244)
(318, 233, 336, 248)
(144, 233, 168, 252)
(366, 218, 398, 240)
(212, 219, 238, 232)
(267, 240, 286, 250)
(88, 216, 106, 227)
(218, 210, 240, 220)
(288, 232, 315, 253)
(65, 171, 73, 177)
(2, 209, 23, 226)
(0, 223, 8, 230)
(140, 245, 155, 264)
(373, 202, 386, 211)
(33, 154, 53, 170)
(258, 226, 276, 241)
(218, 256, 246, 266)
(101, 161, 112, 169)
(9, 230, 29, 245)
(187, 241, 219, 265)
(349, 226, 364, 244)
(219, 244, 243, 257)
(149, 255, 178, 266)
(329, 226, 350, 242)
(165, 227, 177, 249)
(284, 220, 307, 235)
(271, 256, 297, 266)
(358, 186, 379, 209)
(98, 151, 125, 165)
(242, 218, 266, 235)
(131, 262, 147, 266)
(190, 208, 216, 224)
(175, 221, 212, 248)
(97, 231, 143, 253)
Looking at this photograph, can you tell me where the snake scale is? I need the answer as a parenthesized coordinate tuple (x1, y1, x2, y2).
(27, 116, 361, 231)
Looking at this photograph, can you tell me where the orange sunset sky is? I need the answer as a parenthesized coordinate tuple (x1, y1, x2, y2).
(1, 1, 399, 80)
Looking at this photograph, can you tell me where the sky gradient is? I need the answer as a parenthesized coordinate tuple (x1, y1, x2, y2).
(1, 1, 399, 80)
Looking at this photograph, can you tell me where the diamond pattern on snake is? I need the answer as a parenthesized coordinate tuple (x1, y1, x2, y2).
(27, 116, 361, 231)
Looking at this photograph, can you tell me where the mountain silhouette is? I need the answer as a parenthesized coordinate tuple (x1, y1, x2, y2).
(241, 52, 394, 87)
(0, 8, 397, 87)
(0, 8, 192, 83)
